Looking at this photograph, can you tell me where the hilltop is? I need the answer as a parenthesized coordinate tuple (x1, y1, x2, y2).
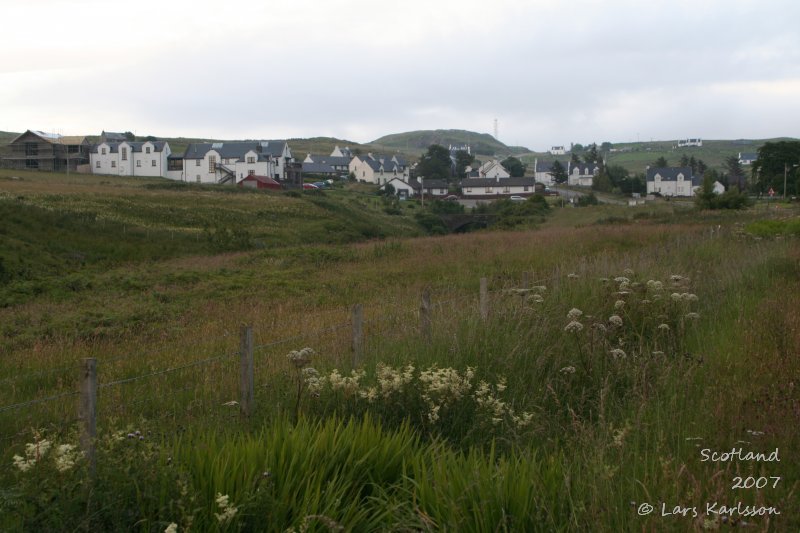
(370, 129, 530, 157)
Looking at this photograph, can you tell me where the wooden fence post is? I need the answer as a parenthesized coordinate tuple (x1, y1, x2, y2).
(79, 358, 97, 476)
(239, 325, 254, 417)
(352, 304, 364, 366)
(420, 289, 432, 342)
(479, 277, 489, 321)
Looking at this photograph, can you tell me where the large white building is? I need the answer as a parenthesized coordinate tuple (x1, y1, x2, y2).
(90, 141, 171, 177)
(178, 141, 294, 184)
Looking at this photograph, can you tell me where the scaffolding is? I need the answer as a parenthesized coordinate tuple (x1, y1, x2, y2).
(0, 130, 90, 172)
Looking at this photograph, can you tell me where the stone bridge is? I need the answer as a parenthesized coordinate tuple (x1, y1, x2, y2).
(439, 214, 498, 232)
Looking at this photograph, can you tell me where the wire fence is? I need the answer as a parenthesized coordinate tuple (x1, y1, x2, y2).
(0, 271, 561, 461)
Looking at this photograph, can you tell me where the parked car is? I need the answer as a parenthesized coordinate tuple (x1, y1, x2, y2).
(443, 194, 459, 201)
(509, 195, 526, 202)
(302, 183, 319, 190)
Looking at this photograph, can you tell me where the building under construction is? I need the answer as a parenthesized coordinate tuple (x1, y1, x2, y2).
(0, 130, 90, 172)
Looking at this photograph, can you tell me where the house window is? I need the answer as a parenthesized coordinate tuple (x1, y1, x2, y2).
(96, 161, 100, 168)
(111, 161, 116, 168)
(485, 187, 493, 193)
(248, 169, 255, 176)
(101, 147, 106, 155)
(195, 160, 201, 166)
(152, 160, 156, 167)
(503, 186, 510, 193)
(466, 187, 472, 193)
(145, 147, 151, 154)
(208, 155, 216, 172)
(136, 160, 141, 167)
(524, 185, 529, 191)
(121, 147, 127, 160)
(247, 156, 255, 164)
(196, 175, 201, 183)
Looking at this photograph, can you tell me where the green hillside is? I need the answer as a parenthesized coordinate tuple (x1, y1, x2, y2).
(521, 137, 799, 175)
(371, 129, 529, 157)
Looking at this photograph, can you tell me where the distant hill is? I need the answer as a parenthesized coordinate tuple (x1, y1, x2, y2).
(370, 129, 529, 157)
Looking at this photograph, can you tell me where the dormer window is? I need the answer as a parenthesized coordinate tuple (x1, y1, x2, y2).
(247, 156, 255, 164)
(145, 147, 151, 154)
(677, 173, 684, 181)
(655, 174, 661, 182)
(101, 147, 107, 155)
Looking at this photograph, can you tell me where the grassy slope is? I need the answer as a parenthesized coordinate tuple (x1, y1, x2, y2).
(521, 137, 800, 175)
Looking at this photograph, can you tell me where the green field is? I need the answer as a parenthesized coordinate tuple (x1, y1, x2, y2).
(1, 171, 798, 531)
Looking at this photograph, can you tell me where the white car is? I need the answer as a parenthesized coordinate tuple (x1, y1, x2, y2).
(509, 195, 526, 202)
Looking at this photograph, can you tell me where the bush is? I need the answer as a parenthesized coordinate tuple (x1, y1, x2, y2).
(414, 212, 449, 235)
(575, 193, 599, 207)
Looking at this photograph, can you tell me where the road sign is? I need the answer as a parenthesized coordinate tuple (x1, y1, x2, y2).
(768, 188, 775, 197)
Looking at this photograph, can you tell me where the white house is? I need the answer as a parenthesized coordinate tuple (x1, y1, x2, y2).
(90, 141, 171, 177)
(420, 178, 450, 197)
(532, 159, 568, 186)
(646, 166, 699, 197)
(177, 141, 294, 184)
(677, 138, 703, 147)
(477, 160, 510, 179)
(349, 153, 409, 185)
(566, 162, 599, 187)
(459, 176, 537, 199)
(302, 150, 351, 178)
(738, 152, 758, 165)
(550, 146, 566, 155)
(379, 177, 419, 199)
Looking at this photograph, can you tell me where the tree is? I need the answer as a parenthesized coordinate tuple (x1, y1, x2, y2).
(584, 143, 598, 164)
(592, 172, 614, 193)
(550, 160, 567, 184)
(689, 156, 697, 174)
(654, 156, 668, 167)
(501, 156, 526, 177)
(696, 159, 707, 176)
(416, 144, 452, 181)
(751, 140, 800, 194)
(454, 150, 474, 179)
(124, 131, 136, 141)
(724, 156, 745, 191)
(694, 173, 717, 210)
(570, 152, 581, 165)
(679, 154, 690, 167)
(600, 142, 612, 152)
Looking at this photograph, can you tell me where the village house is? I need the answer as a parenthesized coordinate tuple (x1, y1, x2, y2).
(566, 162, 600, 187)
(302, 147, 352, 179)
(379, 176, 420, 199)
(90, 140, 171, 177)
(532, 159, 566, 186)
(459, 176, 537, 199)
(177, 140, 296, 184)
(646, 166, 699, 196)
(549, 146, 566, 155)
(349, 153, 409, 185)
(1, 130, 90, 172)
(738, 152, 758, 165)
(237, 174, 282, 190)
(476, 160, 510, 179)
(420, 178, 450, 198)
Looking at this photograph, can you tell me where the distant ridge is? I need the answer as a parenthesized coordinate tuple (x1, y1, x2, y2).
(370, 129, 530, 157)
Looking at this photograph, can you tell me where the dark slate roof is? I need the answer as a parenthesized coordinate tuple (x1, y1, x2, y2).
(738, 152, 758, 160)
(307, 155, 350, 166)
(101, 131, 127, 142)
(302, 162, 339, 174)
(459, 177, 537, 187)
(569, 163, 600, 174)
(182, 141, 287, 160)
(646, 167, 699, 184)
(421, 179, 449, 189)
(90, 141, 167, 154)
(535, 161, 568, 172)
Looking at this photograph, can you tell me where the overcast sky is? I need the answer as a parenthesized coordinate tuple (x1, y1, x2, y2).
(1, 0, 798, 151)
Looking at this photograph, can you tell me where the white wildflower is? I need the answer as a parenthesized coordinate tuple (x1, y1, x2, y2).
(530, 294, 544, 303)
(608, 315, 623, 327)
(658, 323, 670, 331)
(303, 367, 324, 394)
(12, 454, 33, 472)
(614, 300, 625, 310)
(559, 366, 576, 374)
(592, 322, 607, 333)
(652, 351, 665, 357)
(328, 369, 364, 394)
(670, 293, 682, 302)
(222, 400, 239, 406)
(614, 276, 630, 283)
(670, 274, 684, 282)
(512, 412, 534, 429)
(54, 444, 78, 472)
(215, 493, 238, 524)
(567, 273, 579, 279)
(683, 293, 699, 302)
(164, 523, 178, 533)
(567, 308, 583, 320)
(685, 312, 700, 320)
(532, 285, 547, 292)
(609, 349, 627, 360)
(618, 281, 631, 291)
(564, 321, 584, 333)
(623, 268, 634, 276)
(358, 387, 378, 403)
(427, 404, 441, 423)
(287, 347, 315, 368)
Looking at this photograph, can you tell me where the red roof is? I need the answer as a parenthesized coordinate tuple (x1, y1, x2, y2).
(239, 175, 281, 189)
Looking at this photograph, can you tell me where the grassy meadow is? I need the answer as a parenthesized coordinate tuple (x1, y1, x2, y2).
(1, 170, 798, 531)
